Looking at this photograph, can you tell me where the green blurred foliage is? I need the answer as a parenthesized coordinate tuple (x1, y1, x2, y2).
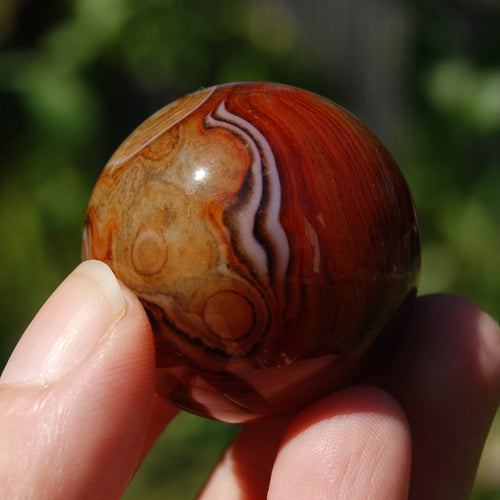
(0, 0, 499, 498)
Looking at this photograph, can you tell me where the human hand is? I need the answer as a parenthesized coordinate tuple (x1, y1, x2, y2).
(0, 261, 498, 499)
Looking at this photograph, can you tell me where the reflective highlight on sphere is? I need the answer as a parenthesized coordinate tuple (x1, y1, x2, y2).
(83, 82, 420, 422)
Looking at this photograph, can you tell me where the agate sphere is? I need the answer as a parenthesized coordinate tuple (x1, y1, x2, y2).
(83, 82, 420, 422)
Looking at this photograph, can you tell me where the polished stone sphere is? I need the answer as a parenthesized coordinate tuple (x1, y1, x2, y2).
(83, 82, 420, 422)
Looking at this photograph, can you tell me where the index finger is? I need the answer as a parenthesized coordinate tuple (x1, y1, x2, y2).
(369, 294, 500, 499)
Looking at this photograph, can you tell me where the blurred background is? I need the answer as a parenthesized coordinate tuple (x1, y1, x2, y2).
(0, 0, 498, 498)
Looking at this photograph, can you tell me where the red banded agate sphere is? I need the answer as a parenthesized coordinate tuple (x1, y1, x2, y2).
(83, 82, 420, 422)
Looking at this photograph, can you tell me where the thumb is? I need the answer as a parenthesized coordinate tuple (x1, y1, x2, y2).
(0, 260, 156, 499)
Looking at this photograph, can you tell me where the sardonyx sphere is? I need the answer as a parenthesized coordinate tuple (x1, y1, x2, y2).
(83, 82, 420, 423)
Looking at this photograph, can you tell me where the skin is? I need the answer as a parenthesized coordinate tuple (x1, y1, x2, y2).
(0, 260, 499, 499)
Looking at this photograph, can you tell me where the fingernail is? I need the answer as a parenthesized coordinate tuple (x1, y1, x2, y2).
(0, 260, 127, 385)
